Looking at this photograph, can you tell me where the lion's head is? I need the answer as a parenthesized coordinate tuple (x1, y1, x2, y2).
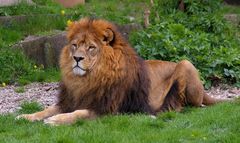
(58, 18, 153, 115)
(60, 18, 120, 77)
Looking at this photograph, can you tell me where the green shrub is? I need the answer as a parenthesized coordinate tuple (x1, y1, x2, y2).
(130, 0, 240, 87)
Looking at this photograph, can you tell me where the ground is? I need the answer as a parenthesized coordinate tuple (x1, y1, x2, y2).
(0, 82, 239, 114)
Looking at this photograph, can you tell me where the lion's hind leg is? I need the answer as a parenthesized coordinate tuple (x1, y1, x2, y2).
(16, 105, 60, 122)
(174, 60, 205, 107)
(166, 60, 227, 109)
(159, 80, 185, 112)
(160, 60, 205, 112)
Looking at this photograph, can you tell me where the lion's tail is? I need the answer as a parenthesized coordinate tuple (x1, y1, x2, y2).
(202, 93, 231, 106)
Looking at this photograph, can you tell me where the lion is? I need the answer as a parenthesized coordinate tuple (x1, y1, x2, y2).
(17, 18, 223, 125)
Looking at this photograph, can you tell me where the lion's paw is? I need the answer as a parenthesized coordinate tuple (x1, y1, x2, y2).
(44, 113, 75, 125)
(16, 114, 41, 122)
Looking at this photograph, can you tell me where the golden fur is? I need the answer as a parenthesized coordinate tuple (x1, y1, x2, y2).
(16, 18, 221, 125)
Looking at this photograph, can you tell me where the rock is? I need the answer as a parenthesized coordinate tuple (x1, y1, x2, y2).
(116, 23, 142, 40)
(224, 14, 240, 26)
(229, 89, 239, 94)
(17, 36, 47, 66)
(13, 31, 67, 67)
(0, 82, 58, 114)
(0, 0, 35, 7)
(0, 14, 71, 27)
(44, 32, 67, 67)
(55, 0, 85, 8)
(227, 95, 234, 98)
(0, 15, 28, 27)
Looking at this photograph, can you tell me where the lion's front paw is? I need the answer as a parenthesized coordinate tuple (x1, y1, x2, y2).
(16, 114, 42, 122)
(44, 113, 76, 125)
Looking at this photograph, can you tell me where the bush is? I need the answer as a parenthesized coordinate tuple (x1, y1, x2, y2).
(130, 0, 240, 87)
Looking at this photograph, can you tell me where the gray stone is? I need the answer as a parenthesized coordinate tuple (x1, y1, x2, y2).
(0, 14, 70, 26)
(0, 15, 28, 26)
(224, 14, 240, 26)
(44, 32, 67, 67)
(13, 31, 67, 67)
(0, 0, 35, 7)
(55, 0, 85, 8)
(117, 23, 142, 40)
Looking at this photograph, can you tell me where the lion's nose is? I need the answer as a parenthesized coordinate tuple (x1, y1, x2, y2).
(73, 56, 84, 62)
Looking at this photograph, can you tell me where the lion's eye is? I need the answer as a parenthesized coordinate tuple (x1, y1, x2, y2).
(71, 44, 77, 51)
(88, 46, 96, 51)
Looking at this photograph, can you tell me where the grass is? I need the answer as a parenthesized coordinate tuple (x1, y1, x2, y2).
(222, 5, 240, 14)
(14, 86, 25, 93)
(0, 101, 239, 142)
(17, 102, 43, 114)
(0, 0, 148, 24)
(17, 67, 60, 85)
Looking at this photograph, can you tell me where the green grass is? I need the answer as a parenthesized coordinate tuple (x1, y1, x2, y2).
(18, 68, 60, 85)
(14, 86, 25, 93)
(0, 0, 147, 24)
(18, 102, 43, 114)
(222, 5, 240, 14)
(0, 101, 240, 142)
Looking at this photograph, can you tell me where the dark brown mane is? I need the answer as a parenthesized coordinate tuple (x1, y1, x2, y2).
(57, 18, 154, 115)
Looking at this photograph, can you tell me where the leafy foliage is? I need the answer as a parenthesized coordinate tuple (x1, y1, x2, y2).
(130, 0, 240, 87)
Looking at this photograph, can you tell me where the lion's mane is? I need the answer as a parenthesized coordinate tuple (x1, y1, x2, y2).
(57, 18, 154, 115)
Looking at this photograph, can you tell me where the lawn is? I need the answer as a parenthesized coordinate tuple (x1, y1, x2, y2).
(0, 101, 240, 143)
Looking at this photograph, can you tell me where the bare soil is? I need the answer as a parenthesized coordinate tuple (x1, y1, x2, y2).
(0, 82, 239, 114)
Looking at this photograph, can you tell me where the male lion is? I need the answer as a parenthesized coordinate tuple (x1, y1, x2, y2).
(17, 18, 222, 125)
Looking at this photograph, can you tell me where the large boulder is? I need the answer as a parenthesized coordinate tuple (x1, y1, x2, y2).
(0, 0, 35, 7)
(55, 0, 85, 8)
(13, 31, 67, 67)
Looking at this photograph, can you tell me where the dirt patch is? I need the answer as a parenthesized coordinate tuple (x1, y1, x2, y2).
(0, 82, 239, 114)
(0, 83, 58, 114)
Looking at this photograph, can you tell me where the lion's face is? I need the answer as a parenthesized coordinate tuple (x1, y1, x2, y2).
(65, 19, 115, 77)
(69, 34, 100, 76)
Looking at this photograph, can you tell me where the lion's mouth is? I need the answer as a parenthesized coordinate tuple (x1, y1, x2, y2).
(73, 65, 87, 71)
(73, 65, 87, 76)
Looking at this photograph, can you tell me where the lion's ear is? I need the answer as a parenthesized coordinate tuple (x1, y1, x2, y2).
(102, 28, 114, 46)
